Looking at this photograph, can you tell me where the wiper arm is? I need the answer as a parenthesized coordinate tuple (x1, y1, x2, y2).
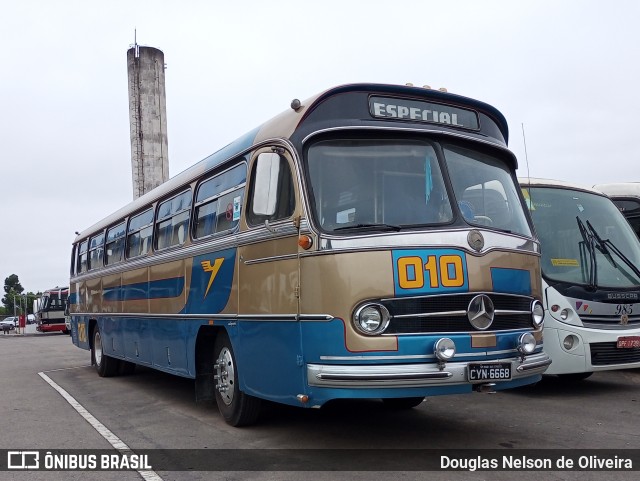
(576, 216, 597, 290)
(586, 220, 640, 281)
(333, 223, 402, 232)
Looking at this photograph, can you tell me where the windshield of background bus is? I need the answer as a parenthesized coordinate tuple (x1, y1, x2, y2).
(305, 138, 530, 236)
(526, 187, 640, 288)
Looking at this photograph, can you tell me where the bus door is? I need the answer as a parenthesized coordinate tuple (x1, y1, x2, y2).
(236, 149, 304, 397)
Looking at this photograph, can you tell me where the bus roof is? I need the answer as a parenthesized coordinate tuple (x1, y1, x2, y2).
(75, 83, 512, 242)
(593, 182, 640, 198)
(518, 177, 606, 196)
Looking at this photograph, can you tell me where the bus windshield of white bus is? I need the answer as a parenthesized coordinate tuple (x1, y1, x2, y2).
(305, 138, 531, 236)
(525, 186, 640, 288)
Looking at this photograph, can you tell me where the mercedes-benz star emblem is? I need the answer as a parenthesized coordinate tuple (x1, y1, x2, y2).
(467, 230, 485, 252)
(467, 294, 495, 330)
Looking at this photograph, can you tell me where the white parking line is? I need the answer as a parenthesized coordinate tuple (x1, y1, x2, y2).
(39, 371, 165, 481)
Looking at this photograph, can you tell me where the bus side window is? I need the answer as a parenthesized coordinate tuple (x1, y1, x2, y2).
(77, 240, 88, 273)
(247, 152, 295, 225)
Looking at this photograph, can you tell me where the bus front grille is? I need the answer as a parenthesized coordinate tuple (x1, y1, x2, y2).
(590, 342, 640, 366)
(381, 293, 534, 334)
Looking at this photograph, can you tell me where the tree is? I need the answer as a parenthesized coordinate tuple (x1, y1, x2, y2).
(2, 274, 25, 315)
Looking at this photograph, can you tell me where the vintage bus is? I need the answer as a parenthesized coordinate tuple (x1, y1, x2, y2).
(520, 178, 640, 380)
(593, 182, 640, 238)
(70, 83, 550, 426)
(36, 287, 70, 333)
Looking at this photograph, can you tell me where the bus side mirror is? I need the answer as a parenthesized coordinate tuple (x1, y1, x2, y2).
(253, 153, 281, 216)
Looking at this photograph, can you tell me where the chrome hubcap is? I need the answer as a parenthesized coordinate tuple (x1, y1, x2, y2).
(214, 347, 235, 405)
(94, 331, 103, 366)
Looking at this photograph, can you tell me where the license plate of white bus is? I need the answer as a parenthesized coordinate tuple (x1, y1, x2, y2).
(467, 362, 511, 382)
(617, 336, 640, 349)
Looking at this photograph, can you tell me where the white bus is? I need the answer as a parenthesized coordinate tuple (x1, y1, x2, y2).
(520, 178, 640, 380)
(593, 182, 640, 239)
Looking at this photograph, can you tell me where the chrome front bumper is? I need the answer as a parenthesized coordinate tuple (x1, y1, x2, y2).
(307, 351, 551, 388)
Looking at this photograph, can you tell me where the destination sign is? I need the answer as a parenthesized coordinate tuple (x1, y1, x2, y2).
(369, 96, 479, 130)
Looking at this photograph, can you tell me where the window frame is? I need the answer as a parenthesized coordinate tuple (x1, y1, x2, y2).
(154, 189, 193, 251)
(126, 208, 154, 260)
(192, 161, 247, 241)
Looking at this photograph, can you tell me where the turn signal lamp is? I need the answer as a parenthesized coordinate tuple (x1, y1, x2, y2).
(298, 235, 313, 250)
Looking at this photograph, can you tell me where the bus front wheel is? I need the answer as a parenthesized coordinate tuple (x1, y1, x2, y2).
(213, 332, 261, 426)
(92, 326, 118, 377)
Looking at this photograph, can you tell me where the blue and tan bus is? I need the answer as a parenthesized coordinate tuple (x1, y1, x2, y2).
(70, 83, 550, 426)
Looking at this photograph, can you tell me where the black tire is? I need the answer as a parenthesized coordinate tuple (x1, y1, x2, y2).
(382, 397, 425, 409)
(557, 372, 593, 382)
(119, 360, 137, 376)
(92, 326, 118, 377)
(213, 331, 261, 426)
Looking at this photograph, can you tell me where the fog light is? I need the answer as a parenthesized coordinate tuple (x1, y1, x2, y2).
(531, 300, 544, 327)
(353, 303, 390, 335)
(560, 308, 570, 321)
(563, 335, 577, 350)
(517, 332, 536, 355)
(434, 338, 456, 360)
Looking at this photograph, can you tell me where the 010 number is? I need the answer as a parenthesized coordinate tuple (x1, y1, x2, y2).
(397, 254, 465, 289)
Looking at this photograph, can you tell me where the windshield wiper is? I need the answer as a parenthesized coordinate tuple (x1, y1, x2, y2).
(586, 220, 640, 281)
(576, 216, 597, 290)
(333, 223, 402, 232)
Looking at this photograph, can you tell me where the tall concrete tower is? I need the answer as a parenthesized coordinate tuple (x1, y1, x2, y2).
(127, 44, 169, 199)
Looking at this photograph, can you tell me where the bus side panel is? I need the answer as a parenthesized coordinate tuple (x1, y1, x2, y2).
(86, 276, 102, 313)
(122, 267, 150, 314)
(121, 317, 153, 366)
(184, 249, 236, 314)
(233, 320, 306, 405)
(102, 273, 122, 313)
(150, 318, 190, 375)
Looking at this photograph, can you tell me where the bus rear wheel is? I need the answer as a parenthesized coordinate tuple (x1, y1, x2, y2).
(92, 326, 118, 377)
(213, 332, 261, 426)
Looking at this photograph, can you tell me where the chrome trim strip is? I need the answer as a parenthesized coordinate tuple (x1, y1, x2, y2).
(392, 309, 530, 320)
(393, 310, 467, 319)
(319, 348, 534, 361)
(300, 126, 508, 151)
(516, 358, 552, 372)
(243, 253, 299, 265)
(72, 313, 333, 321)
(382, 329, 537, 337)
(307, 351, 550, 388)
(582, 322, 640, 330)
(380, 291, 533, 303)
(317, 371, 453, 381)
(495, 310, 531, 315)
(315, 229, 538, 255)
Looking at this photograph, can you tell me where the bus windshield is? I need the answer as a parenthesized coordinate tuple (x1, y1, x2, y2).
(525, 186, 640, 288)
(305, 138, 531, 236)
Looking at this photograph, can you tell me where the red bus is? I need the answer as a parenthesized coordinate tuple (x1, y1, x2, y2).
(36, 287, 69, 333)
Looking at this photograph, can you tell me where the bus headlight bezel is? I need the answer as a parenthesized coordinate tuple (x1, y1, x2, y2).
(434, 337, 456, 361)
(531, 300, 544, 328)
(517, 332, 537, 355)
(353, 303, 390, 335)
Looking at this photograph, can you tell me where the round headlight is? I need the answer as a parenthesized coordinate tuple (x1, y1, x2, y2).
(563, 335, 576, 350)
(560, 308, 570, 321)
(517, 332, 536, 355)
(434, 338, 456, 361)
(531, 300, 544, 327)
(353, 303, 390, 335)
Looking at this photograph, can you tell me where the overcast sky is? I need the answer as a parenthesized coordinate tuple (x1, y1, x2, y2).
(1, 0, 639, 294)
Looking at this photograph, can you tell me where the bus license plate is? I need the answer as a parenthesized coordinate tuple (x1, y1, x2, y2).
(468, 362, 511, 382)
(617, 336, 640, 349)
